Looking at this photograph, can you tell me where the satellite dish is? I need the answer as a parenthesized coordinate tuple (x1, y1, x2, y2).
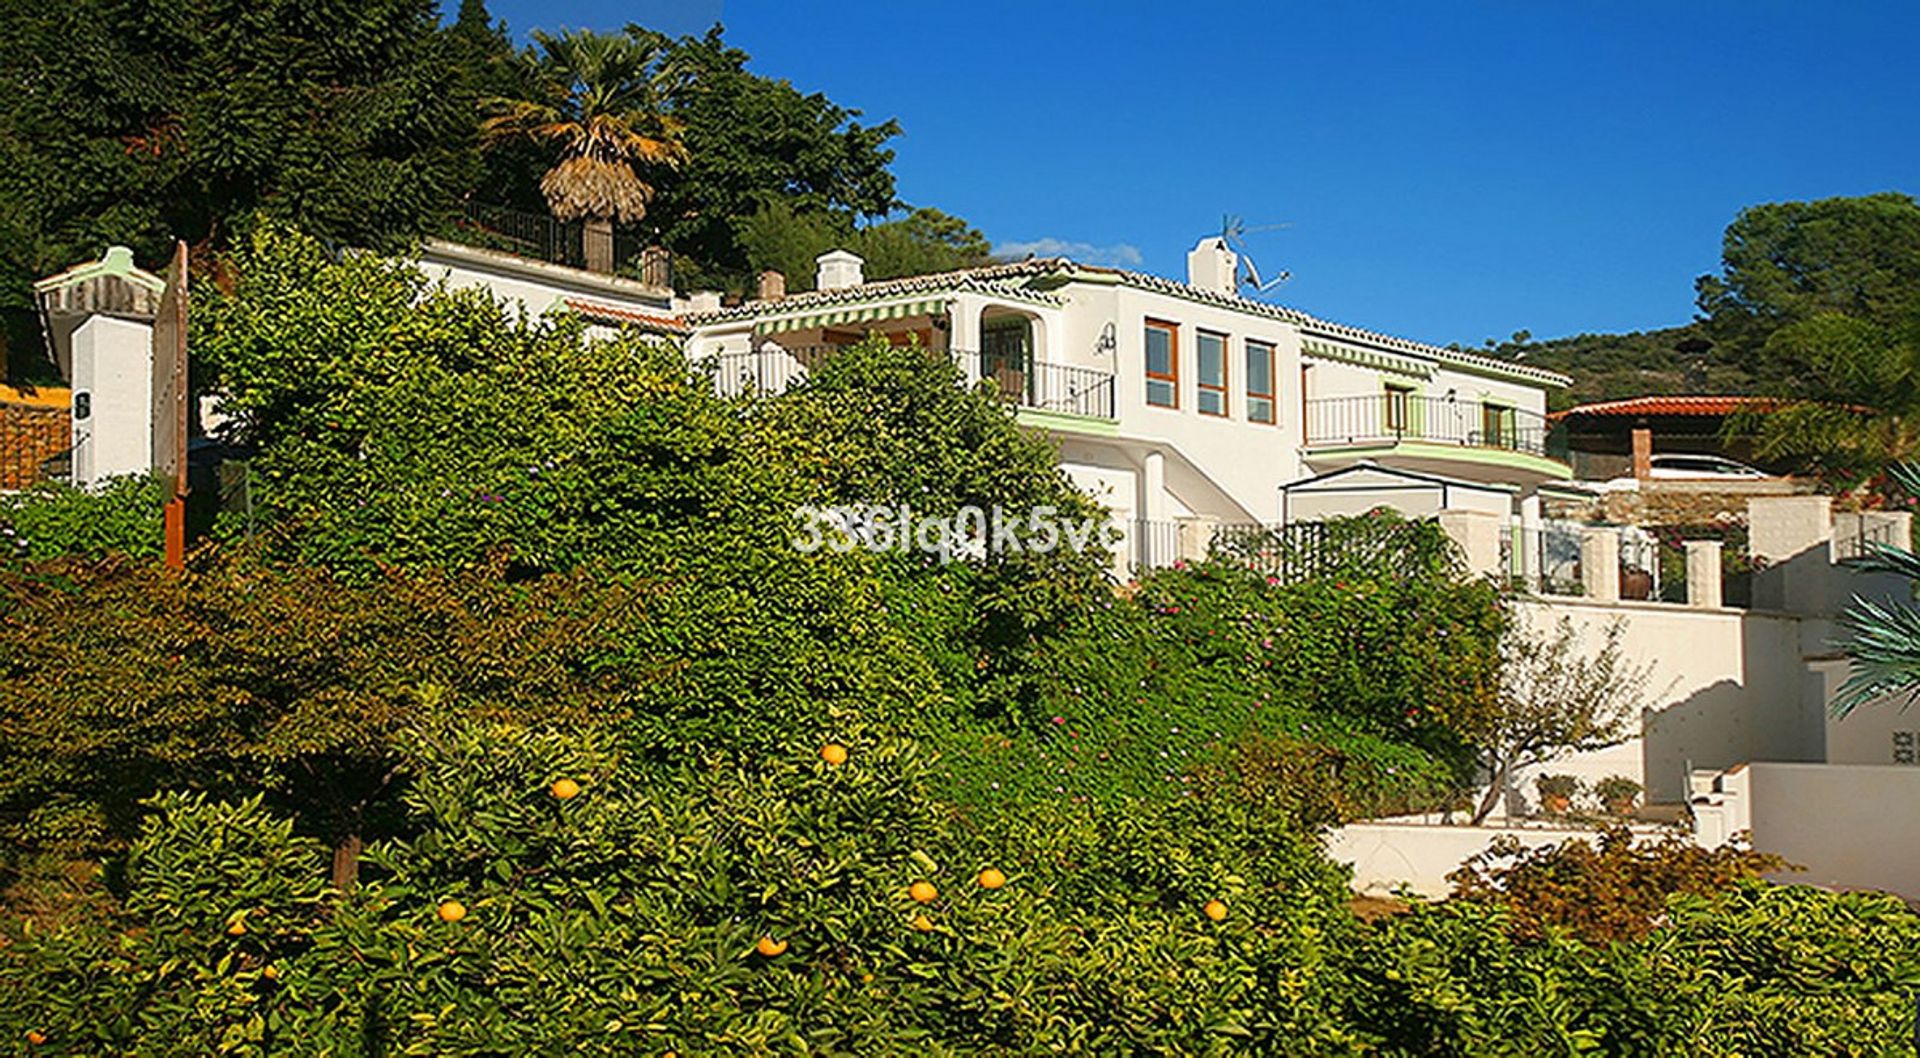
(1219, 214, 1292, 294)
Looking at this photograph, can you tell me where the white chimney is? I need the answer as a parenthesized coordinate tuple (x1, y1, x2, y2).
(815, 249, 865, 291)
(685, 290, 722, 313)
(1186, 237, 1238, 294)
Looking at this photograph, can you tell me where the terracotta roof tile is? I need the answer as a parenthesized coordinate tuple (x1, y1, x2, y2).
(1549, 396, 1774, 421)
(562, 298, 689, 333)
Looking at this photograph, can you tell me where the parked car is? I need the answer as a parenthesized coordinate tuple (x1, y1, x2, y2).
(1602, 454, 1771, 490)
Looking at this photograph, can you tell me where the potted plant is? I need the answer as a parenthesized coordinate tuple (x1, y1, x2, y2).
(1534, 773, 1580, 816)
(1595, 775, 1642, 816)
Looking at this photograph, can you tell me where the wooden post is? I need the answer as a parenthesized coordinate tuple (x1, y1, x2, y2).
(153, 241, 189, 570)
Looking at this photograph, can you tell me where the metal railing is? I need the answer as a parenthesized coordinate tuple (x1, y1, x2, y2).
(698, 345, 1118, 420)
(448, 202, 671, 284)
(1304, 394, 1554, 458)
(950, 351, 1117, 420)
(1502, 522, 1587, 596)
(1129, 518, 1180, 572)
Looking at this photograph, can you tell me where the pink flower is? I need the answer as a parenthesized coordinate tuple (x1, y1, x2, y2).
(1051, 715, 1066, 725)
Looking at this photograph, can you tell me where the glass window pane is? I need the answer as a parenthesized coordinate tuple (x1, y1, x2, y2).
(1197, 333, 1224, 386)
(1147, 378, 1175, 407)
(1146, 326, 1172, 377)
(1199, 389, 1226, 415)
(1245, 342, 1272, 395)
(1249, 396, 1274, 423)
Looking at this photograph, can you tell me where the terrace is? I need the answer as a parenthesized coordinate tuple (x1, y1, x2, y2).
(701, 343, 1116, 421)
(1303, 392, 1570, 485)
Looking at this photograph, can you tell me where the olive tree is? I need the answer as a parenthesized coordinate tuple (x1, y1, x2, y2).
(1470, 616, 1652, 824)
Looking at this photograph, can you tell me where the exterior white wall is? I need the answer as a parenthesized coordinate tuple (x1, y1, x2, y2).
(1693, 763, 1920, 897)
(1093, 284, 1305, 522)
(68, 315, 153, 488)
(416, 241, 672, 322)
(1511, 598, 1819, 807)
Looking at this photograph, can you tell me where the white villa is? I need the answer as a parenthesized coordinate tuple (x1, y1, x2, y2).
(420, 235, 1573, 556)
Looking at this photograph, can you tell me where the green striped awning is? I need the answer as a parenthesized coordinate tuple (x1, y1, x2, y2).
(753, 297, 949, 336)
(1301, 338, 1434, 379)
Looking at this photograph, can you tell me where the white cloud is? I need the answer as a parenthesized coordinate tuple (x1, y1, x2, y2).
(993, 237, 1143, 268)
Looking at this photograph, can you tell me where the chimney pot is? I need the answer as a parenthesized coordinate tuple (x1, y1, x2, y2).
(757, 269, 786, 300)
(1185, 237, 1238, 294)
(815, 249, 864, 291)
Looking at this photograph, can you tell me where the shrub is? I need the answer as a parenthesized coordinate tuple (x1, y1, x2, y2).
(1446, 827, 1788, 942)
(0, 473, 167, 563)
(0, 723, 1370, 1055)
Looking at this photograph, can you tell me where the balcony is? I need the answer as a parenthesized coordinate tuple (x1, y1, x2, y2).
(1303, 393, 1569, 483)
(701, 345, 1116, 421)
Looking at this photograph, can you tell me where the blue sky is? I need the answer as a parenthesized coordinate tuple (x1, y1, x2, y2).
(481, 0, 1920, 347)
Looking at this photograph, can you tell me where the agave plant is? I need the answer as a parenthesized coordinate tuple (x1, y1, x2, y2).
(481, 28, 688, 226)
(1832, 461, 1920, 717)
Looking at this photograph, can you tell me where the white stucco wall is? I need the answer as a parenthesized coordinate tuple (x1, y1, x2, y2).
(1327, 822, 1624, 898)
(1511, 598, 1821, 807)
(416, 241, 672, 323)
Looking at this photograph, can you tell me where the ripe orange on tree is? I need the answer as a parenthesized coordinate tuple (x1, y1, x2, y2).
(819, 743, 849, 766)
(438, 900, 468, 923)
(26, 1030, 47, 1046)
(1203, 899, 1228, 921)
(549, 777, 581, 800)
(909, 880, 938, 903)
(910, 914, 934, 932)
(227, 917, 247, 936)
(977, 868, 1007, 890)
(756, 936, 789, 957)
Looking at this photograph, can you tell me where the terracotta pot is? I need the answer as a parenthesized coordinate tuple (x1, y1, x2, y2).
(1543, 794, 1571, 814)
(1607, 798, 1636, 816)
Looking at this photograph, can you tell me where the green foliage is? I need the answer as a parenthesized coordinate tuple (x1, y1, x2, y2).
(0, 551, 651, 872)
(653, 28, 902, 287)
(737, 200, 992, 293)
(1347, 879, 1920, 1055)
(1486, 324, 1746, 411)
(0, 0, 478, 369)
(1, 723, 1369, 1055)
(0, 474, 167, 562)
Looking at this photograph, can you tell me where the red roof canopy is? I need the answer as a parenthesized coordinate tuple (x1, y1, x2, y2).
(1548, 395, 1773, 422)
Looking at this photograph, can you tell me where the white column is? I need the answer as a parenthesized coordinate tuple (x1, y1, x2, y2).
(1686, 540, 1724, 608)
(1580, 527, 1620, 603)
(1142, 451, 1166, 522)
(1176, 515, 1218, 564)
(1519, 493, 1544, 589)
(1437, 508, 1503, 579)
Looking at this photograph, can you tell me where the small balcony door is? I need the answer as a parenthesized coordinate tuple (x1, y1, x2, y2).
(981, 319, 1032, 404)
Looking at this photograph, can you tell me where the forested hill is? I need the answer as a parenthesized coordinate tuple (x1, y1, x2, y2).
(1469, 323, 1757, 411)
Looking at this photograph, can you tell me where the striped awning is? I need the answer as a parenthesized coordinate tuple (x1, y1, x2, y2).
(1302, 337, 1434, 380)
(752, 297, 949, 336)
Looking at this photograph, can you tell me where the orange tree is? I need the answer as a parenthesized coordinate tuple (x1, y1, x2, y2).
(0, 723, 1370, 1055)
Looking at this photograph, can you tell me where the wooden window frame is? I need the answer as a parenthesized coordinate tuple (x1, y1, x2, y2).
(1144, 319, 1179, 409)
(1196, 329, 1229, 417)
(1245, 339, 1277, 425)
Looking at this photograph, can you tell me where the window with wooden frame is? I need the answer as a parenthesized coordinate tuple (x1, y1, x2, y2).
(1383, 383, 1414, 433)
(1144, 320, 1178, 408)
(1196, 330, 1228, 416)
(1481, 402, 1513, 447)
(1245, 339, 1276, 424)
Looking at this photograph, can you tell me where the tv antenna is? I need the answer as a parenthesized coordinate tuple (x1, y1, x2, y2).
(1220, 214, 1291, 294)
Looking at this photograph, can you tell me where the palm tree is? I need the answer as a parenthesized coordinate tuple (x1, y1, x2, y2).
(1832, 462, 1920, 718)
(481, 28, 688, 270)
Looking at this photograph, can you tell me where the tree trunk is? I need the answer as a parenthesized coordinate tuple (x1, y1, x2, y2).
(331, 832, 363, 891)
(1470, 760, 1511, 826)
